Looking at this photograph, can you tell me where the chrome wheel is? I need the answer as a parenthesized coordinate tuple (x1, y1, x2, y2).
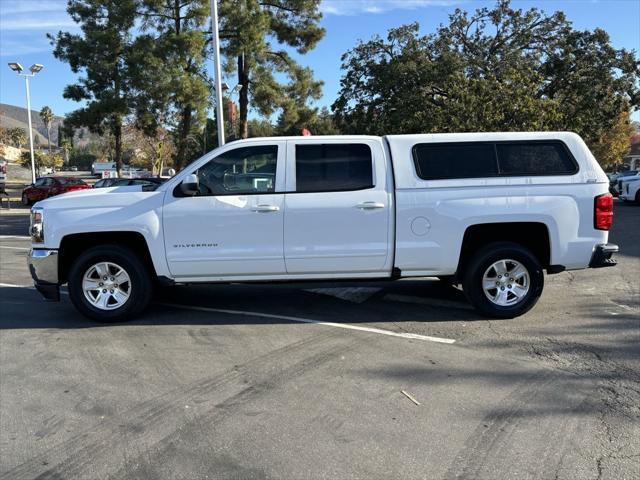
(482, 259, 530, 307)
(82, 262, 131, 310)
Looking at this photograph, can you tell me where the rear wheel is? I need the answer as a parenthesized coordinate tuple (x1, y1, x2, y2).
(462, 242, 544, 318)
(68, 245, 153, 322)
(635, 190, 640, 204)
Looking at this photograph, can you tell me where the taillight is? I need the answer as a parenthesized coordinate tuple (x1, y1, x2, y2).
(594, 193, 613, 230)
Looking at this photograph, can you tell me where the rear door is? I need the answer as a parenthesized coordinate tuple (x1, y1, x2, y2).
(283, 139, 393, 275)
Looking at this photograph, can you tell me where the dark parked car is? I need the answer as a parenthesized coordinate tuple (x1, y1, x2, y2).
(22, 177, 91, 205)
(93, 177, 165, 189)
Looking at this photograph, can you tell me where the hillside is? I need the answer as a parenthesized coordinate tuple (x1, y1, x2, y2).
(0, 103, 63, 146)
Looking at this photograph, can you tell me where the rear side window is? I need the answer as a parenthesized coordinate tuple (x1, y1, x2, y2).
(496, 142, 577, 175)
(295, 144, 373, 192)
(412, 143, 498, 180)
(412, 140, 578, 180)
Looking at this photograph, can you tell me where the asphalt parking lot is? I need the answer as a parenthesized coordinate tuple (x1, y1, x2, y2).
(1, 203, 638, 480)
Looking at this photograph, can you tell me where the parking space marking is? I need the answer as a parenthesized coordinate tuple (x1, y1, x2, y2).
(0, 284, 455, 344)
(0, 283, 68, 295)
(0, 235, 30, 240)
(160, 303, 456, 344)
(0, 282, 32, 288)
(0, 246, 29, 251)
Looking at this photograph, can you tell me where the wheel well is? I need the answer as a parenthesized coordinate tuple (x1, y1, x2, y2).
(58, 232, 156, 284)
(457, 222, 551, 276)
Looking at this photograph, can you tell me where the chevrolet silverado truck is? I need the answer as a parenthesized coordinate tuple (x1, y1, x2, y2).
(28, 132, 618, 322)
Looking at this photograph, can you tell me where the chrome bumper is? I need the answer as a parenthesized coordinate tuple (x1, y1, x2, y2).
(28, 249, 60, 301)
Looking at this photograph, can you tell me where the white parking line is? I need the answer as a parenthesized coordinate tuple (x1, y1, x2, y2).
(0, 235, 30, 240)
(0, 246, 29, 251)
(159, 303, 456, 344)
(0, 283, 68, 295)
(0, 282, 32, 288)
(0, 283, 456, 344)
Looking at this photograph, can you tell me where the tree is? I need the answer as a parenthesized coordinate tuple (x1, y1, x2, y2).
(19, 151, 64, 173)
(60, 138, 72, 165)
(589, 110, 635, 167)
(218, 0, 325, 139)
(0, 127, 10, 145)
(49, 0, 138, 174)
(39, 106, 54, 153)
(247, 118, 275, 137)
(276, 106, 338, 135)
(332, 0, 640, 164)
(133, 0, 210, 170)
(123, 123, 175, 174)
(9, 128, 27, 149)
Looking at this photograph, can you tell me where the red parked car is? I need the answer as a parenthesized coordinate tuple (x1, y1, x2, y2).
(22, 177, 91, 205)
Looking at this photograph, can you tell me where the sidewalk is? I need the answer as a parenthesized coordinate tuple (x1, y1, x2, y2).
(0, 206, 30, 215)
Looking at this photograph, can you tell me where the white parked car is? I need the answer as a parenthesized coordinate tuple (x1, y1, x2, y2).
(618, 175, 640, 203)
(28, 132, 617, 322)
(610, 170, 638, 195)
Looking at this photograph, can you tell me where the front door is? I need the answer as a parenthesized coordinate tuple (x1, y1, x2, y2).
(163, 142, 286, 279)
(283, 139, 393, 275)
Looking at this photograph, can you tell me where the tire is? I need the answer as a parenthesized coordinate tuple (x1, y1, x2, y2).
(635, 190, 640, 205)
(68, 244, 153, 322)
(462, 242, 544, 319)
(21, 193, 31, 206)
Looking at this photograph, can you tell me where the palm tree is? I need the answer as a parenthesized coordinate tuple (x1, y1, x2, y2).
(39, 106, 54, 153)
(60, 138, 72, 166)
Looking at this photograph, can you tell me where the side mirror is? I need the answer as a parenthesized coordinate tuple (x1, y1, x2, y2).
(180, 174, 199, 196)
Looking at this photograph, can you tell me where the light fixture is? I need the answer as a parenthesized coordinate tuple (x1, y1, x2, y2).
(8, 62, 23, 73)
(7, 60, 44, 184)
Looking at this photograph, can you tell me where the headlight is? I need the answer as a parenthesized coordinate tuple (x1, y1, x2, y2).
(30, 207, 44, 243)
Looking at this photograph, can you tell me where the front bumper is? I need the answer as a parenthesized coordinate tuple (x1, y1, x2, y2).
(589, 243, 618, 269)
(28, 249, 60, 301)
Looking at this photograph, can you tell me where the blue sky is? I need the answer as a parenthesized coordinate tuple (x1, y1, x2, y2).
(1, 0, 639, 121)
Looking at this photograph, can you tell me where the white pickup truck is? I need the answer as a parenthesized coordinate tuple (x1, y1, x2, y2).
(28, 132, 618, 322)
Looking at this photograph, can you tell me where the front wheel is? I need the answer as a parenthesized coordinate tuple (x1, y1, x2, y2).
(21, 193, 31, 206)
(68, 245, 153, 322)
(462, 242, 544, 319)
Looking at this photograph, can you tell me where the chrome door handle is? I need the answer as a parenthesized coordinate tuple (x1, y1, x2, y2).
(251, 204, 280, 213)
(356, 201, 385, 210)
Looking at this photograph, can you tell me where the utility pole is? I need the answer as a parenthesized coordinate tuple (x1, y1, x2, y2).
(210, 0, 225, 147)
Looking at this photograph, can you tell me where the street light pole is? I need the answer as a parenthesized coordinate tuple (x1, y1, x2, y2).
(24, 75, 36, 184)
(7, 62, 43, 185)
(210, 0, 225, 147)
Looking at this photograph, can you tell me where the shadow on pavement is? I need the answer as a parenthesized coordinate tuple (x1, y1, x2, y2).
(0, 278, 489, 330)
